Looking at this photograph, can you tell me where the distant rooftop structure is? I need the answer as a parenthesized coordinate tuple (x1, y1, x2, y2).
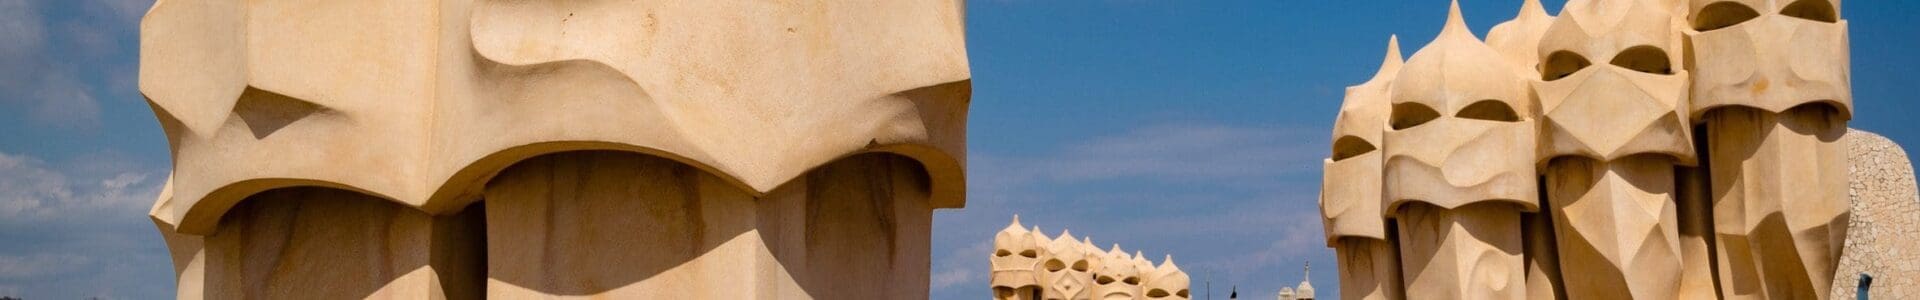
(1278, 261, 1313, 300)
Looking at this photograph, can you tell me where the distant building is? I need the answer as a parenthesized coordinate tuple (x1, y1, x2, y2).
(1278, 262, 1313, 300)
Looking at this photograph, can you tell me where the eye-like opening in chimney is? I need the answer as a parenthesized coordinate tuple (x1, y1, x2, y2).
(1611, 45, 1673, 75)
(1542, 51, 1591, 81)
(1694, 2, 1761, 31)
(1457, 100, 1521, 122)
(1331, 135, 1378, 162)
(1390, 103, 1440, 130)
(1781, 0, 1838, 23)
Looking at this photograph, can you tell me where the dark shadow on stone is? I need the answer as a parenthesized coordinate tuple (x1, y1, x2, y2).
(480, 151, 934, 298)
(200, 187, 482, 299)
(232, 88, 324, 140)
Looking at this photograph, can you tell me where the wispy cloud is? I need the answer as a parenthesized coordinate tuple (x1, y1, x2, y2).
(930, 240, 993, 290)
(0, 0, 152, 131)
(0, 152, 158, 221)
(0, 151, 169, 299)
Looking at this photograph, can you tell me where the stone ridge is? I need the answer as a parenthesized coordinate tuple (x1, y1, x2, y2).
(1832, 129, 1920, 299)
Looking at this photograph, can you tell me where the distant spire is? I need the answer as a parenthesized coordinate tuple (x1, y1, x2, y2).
(1304, 261, 1311, 283)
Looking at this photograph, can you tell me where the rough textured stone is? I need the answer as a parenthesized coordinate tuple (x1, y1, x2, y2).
(1831, 129, 1920, 300)
(140, 0, 971, 298)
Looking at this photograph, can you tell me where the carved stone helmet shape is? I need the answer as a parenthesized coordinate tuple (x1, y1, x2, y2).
(1041, 230, 1094, 300)
(992, 216, 1045, 291)
(1687, 0, 1851, 118)
(1143, 256, 1192, 300)
(1323, 35, 1401, 243)
(1383, 1, 1541, 214)
(1536, 0, 1698, 163)
(1090, 245, 1143, 300)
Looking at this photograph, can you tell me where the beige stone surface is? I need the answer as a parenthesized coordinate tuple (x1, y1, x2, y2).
(1320, 34, 1406, 300)
(1380, 3, 1534, 298)
(1143, 256, 1191, 300)
(1688, 3, 1854, 295)
(1676, 165, 1723, 299)
(1042, 231, 1094, 300)
(1528, 2, 1695, 297)
(1537, 0, 1696, 164)
(993, 217, 1045, 299)
(1091, 245, 1144, 300)
(151, 186, 488, 299)
(1485, 0, 1554, 77)
(1320, 0, 1872, 299)
(1334, 237, 1402, 300)
(1323, 35, 1398, 242)
(1543, 157, 1684, 299)
(141, 0, 970, 299)
(141, 0, 971, 235)
(1831, 129, 1920, 300)
(482, 152, 932, 299)
(1521, 211, 1565, 300)
(1703, 97, 1851, 300)
(1685, 0, 1851, 119)
(1382, 2, 1539, 214)
(1396, 204, 1525, 300)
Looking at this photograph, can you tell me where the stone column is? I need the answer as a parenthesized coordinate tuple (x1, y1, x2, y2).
(482, 152, 932, 299)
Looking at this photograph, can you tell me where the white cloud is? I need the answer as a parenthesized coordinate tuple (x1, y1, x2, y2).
(929, 237, 990, 290)
(930, 240, 993, 289)
(0, 151, 169, 299)
(0, 152, 159, 222)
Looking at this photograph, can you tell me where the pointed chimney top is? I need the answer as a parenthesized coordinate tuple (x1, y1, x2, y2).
(1440, 0, 1475, 39)
(1519, 0, 1548, 19)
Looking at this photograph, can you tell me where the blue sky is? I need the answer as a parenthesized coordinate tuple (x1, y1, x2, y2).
(0, 0, 1914, 299)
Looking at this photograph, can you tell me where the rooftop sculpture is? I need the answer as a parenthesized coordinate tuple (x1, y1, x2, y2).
(1318, 0, 1892, 298)
(140, 0, 970, 298)
(989, 217, 1192, 300)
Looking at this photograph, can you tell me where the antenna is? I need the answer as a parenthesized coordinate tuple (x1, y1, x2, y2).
(1205, 271, 1212, 300)
(1304, 261, 1311, 283)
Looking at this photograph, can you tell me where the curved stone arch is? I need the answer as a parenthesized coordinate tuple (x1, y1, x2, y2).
(161, 139, 965, 236)
(170, 178, 413, 235)
(422, 141, 755, 216)
(421, 140, 965, 215)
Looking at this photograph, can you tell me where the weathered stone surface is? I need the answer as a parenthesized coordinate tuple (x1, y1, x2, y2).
(141, 0, 971, 298)
(1319, 1, 1870, 299)
(1381, 3, 1534, 298)
(1831, 129, 1920, 300)
(142, 0, 972, 235)
(485, 152, 933, 299)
